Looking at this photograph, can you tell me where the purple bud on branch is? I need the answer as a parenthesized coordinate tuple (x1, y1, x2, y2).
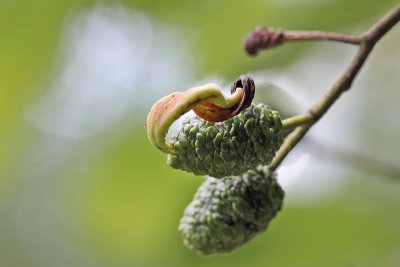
(244, 27, 284, 55)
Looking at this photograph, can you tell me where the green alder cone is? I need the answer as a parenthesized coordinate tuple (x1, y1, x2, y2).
(179, 166, 284, 255)
(168, 104, 283, 178)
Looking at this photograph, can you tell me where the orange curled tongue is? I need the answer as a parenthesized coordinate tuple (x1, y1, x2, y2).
(193, 75, 255, 122)
(146, 75, 255, 154)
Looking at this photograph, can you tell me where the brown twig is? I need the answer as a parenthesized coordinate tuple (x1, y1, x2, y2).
(244, 27, 363, 55)
(267, 4, 400, 171)
(284, 30, 362, 44)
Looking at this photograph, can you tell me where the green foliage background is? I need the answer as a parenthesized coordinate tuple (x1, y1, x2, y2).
(0, 0, 399, 266)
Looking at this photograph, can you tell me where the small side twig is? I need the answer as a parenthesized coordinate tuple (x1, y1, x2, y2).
(245, 27, 361, 55)
(284, 30, 362, 44)
(281, 114, 314, 134)
(267, 4, 400, 172)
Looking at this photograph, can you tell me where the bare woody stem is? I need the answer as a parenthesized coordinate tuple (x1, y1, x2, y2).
(245, 27, 361, 55)
(268, 4, 400, 172)
(283, 30, 361, 44)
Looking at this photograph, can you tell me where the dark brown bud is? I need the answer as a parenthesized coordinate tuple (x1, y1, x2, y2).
(244, 27, 284, 55)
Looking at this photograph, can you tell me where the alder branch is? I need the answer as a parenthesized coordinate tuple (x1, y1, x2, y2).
(266, 4, 400, 171)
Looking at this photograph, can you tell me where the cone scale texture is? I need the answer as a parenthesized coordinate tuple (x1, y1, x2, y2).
(168, 104, 283, 178)
(179, 167, 284, 254)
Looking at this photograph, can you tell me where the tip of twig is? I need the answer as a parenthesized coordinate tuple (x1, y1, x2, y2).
(244, 27, 284, 55)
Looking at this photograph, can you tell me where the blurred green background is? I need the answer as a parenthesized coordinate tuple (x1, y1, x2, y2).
(1, 0, 400, 266)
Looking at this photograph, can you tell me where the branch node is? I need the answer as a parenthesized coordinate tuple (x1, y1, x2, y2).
(308, 110, 320, 121)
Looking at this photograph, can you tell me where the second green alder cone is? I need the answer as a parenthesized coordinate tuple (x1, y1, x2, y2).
(179, 167, 284, 254)
(168, 104, 283, 178)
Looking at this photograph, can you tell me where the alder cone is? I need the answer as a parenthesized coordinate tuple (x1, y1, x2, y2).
(178, 167, 284, 255)
(167, 104, 283, 178)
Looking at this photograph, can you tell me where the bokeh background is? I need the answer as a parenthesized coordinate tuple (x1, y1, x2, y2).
(1, 0, 400, 266)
